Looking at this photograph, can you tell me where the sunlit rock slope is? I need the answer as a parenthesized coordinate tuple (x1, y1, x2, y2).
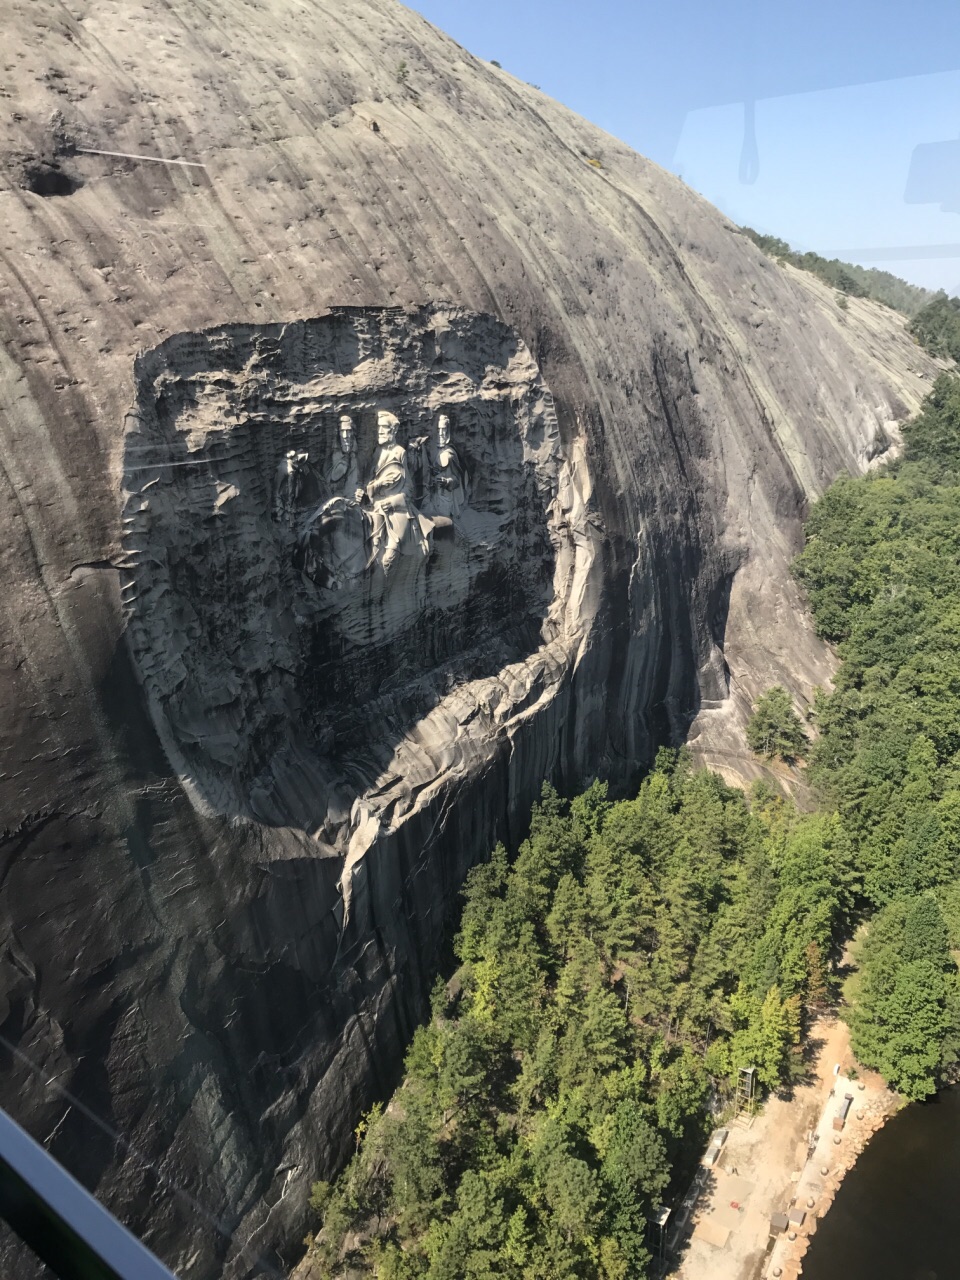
(0, 0, 941, 1275)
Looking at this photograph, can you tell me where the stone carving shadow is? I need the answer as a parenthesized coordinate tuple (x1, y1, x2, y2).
(121, 306, 560, 842)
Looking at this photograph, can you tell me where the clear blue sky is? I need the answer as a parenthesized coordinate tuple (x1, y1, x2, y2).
(409, 0, 960, 293)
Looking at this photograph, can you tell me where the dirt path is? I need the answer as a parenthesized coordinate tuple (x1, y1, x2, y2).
(669, 1017, 898, 1280)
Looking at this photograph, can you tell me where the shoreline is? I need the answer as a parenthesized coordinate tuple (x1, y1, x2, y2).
(671, 1016, 899, 1280)
(761, 1059, 900, 1280)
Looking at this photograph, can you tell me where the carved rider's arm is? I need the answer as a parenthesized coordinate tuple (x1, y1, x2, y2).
(366, 453, 406, 501)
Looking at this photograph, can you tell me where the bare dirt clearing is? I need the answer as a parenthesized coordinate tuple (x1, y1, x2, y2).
(671, 1018, 897, 1280)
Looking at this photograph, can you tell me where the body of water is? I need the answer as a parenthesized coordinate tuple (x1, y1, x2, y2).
(803, 1086, 960, 1280)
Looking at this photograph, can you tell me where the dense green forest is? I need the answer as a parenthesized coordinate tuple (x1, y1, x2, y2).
(305, 374, 960, 1277)
(307, 766, 848, 1278)
(908, 292, 960, 363)
(791, 372, 960, 1098)
(741, 228, 936, 316)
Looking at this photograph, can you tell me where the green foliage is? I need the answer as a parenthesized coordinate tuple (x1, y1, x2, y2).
(395, 60, 409, 84)
(789, 375, 960, 1098)
(848, 895, 956, 1099)
(908, 292, 960, 362)
(724, 983, 801, 1091)
(746, 686, 808, 762)
(742, 227, 937, 316)
(792, 374, 960, 908)
(902, 372, 960, 478)
(308, 763, 856, 1275)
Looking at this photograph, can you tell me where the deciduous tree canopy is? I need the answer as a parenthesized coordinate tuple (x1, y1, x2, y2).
(746, 686, 809, 762)
(908, 294, 960, 364)
(306, 762, 851, 1277)
(742, 228, 938, 316)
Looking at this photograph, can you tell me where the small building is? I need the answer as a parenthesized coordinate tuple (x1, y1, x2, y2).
(770, 1211, 789, 1234)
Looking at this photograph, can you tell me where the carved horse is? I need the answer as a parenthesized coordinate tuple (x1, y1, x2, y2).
(293, 437, 455, 589)
(274, 450, 329, 525)
(296, 497, 370, 590)
(297, 493, 453, 589)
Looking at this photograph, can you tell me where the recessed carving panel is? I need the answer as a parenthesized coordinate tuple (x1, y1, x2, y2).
(122, 307, 562, 839)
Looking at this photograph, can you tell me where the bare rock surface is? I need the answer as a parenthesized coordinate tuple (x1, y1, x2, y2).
(0, 1, 943, 1276)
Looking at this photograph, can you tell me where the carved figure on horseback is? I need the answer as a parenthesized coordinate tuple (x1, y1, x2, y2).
(294, 410, 436, 589)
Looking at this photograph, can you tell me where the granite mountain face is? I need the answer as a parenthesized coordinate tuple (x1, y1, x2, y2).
(0, 1, 942, 1275)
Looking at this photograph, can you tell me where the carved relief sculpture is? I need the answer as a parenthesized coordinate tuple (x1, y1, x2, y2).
(360, 411, 432, 572)
(325, 414, 359, 498)
(430, 413, 468, 518)
(275, 448, 327, 526)
(274, 448, 310, 523)
(298, 495, 369, 590)
(122, 305, 565, 841)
